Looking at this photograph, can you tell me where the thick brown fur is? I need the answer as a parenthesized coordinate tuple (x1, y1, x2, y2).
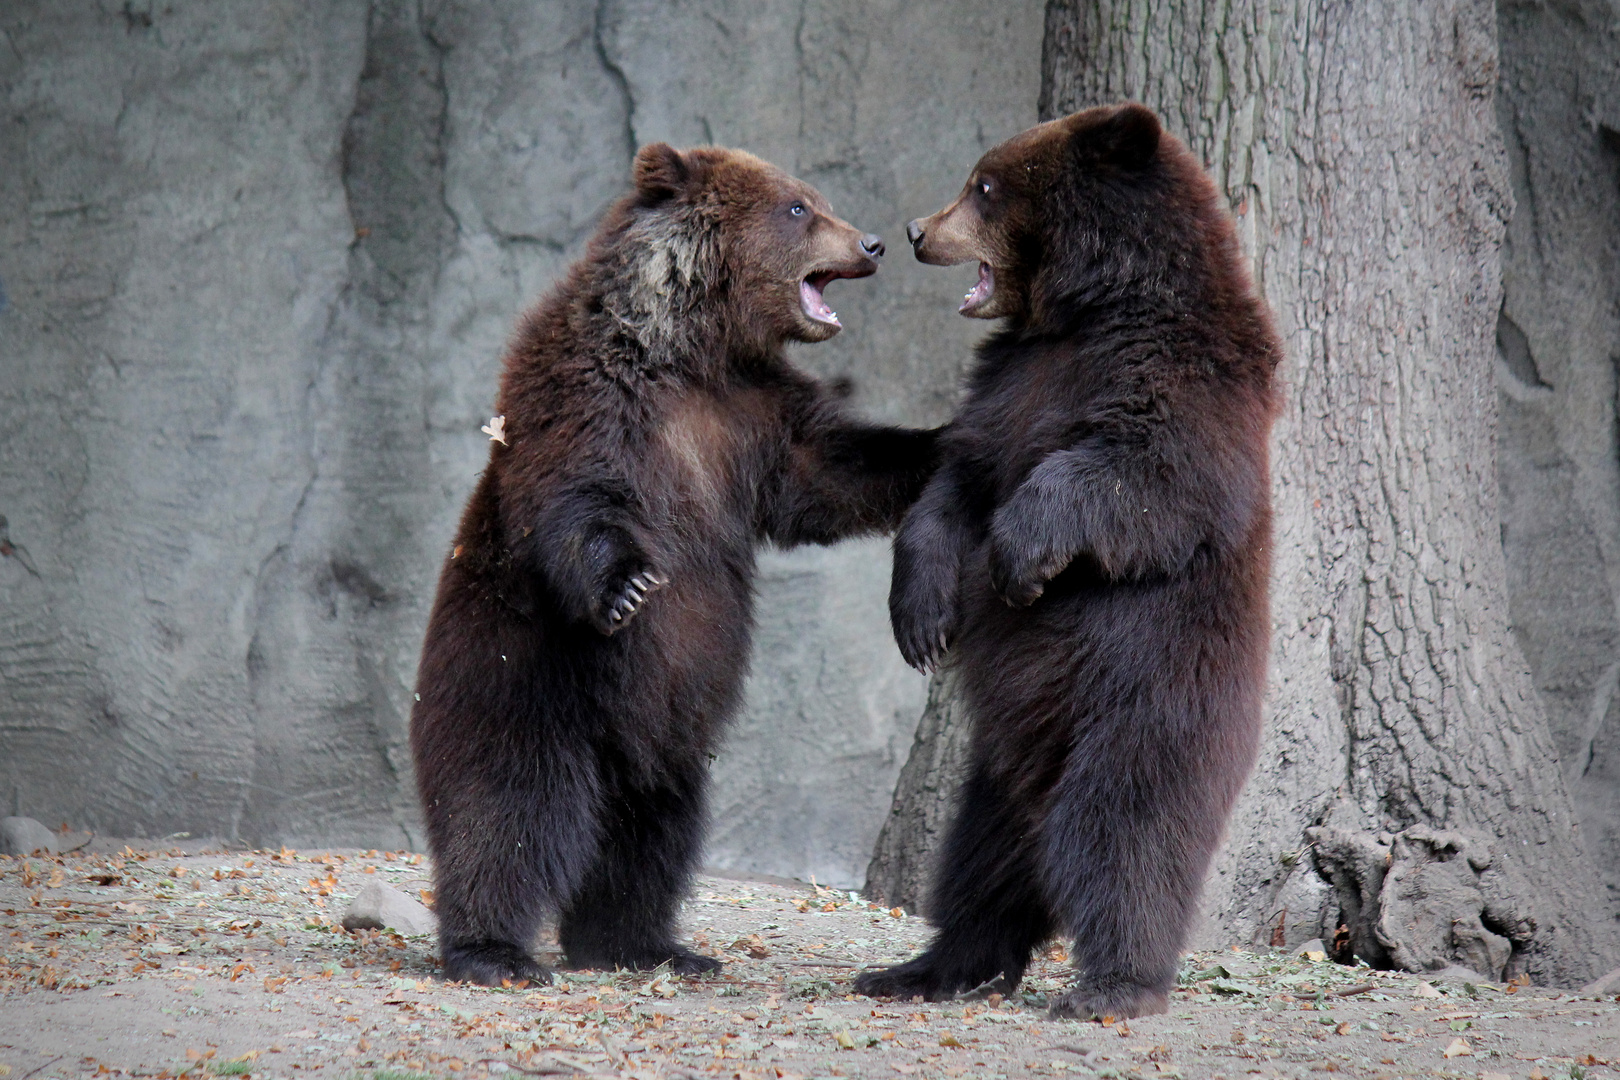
(410, 144, 934, 987)
(853, 104, 1282, 1019)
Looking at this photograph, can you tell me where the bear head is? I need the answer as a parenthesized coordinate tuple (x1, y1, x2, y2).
(623, 142, 885, 351)
(905, 103, 1218, 326)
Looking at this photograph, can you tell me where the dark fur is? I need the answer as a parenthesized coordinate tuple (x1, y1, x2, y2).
(854, 104, 1281, 1019)
(411, 144, 935, 986)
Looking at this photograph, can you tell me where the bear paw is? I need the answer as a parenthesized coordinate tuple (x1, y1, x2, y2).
(889, 579, 959, 673)
(592, 568, 668, 635)
(666, 947, 723, 977)
(441, 941, 553, 988)
(1048, 983, 1169, 1021)
(987, 496, 1073, 608)
(987, 536, 1062, 608)
(853, 957, 963, 1002)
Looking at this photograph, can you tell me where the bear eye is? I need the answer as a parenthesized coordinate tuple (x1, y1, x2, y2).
(978, 179, 992, 195)
(789, 202, 806, 217)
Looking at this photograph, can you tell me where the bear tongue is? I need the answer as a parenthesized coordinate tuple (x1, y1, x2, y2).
(800, 278, 840, 327)
(960, 263, 994, 314)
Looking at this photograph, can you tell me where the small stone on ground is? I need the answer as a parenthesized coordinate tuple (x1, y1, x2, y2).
(0, 817, 57, 856)
(342, 880, 436, 935)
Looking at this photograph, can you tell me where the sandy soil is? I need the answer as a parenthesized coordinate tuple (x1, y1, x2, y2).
(1, 842, 1616, 1080)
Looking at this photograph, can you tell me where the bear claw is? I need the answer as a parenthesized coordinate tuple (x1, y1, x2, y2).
(892, 601, 957, 673)
(597, 568, 668, 635)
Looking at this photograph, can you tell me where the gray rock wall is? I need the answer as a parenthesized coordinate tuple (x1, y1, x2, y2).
(1495, 0, 1620, 914)
(0, 0, 1043, 887)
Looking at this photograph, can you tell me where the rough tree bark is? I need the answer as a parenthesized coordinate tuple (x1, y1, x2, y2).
(866, 0, 1620, 985)
(864, 668, 972, 912)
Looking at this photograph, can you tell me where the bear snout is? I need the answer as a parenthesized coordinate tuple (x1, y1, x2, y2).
(905, 220, 925, 248)
(861, 233, 885, 258)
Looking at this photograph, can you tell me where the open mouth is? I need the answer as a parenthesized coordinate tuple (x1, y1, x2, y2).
(800, 268, 870, 328)
(960, 262, 994, 314)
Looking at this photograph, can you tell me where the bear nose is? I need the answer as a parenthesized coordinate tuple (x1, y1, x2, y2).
(860, 233, 885, 258)
(905, 220, 925, 248)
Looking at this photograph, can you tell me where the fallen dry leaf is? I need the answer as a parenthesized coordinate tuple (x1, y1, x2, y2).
(1442, 1038, 1471, 1058)
(0, 848, 1593, 1080)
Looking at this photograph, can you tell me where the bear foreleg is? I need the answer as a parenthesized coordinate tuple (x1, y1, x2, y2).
(765, 422, 938, 546)
(888, 465, 976, 673)
(517, 481, 668, 635)
(987, 434, 1255, 601)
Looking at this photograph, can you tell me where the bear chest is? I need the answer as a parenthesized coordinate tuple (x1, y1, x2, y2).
(647, 393, 763, 535)
(955, 357, 1097, 501)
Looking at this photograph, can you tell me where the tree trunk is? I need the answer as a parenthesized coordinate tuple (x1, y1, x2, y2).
(866, 0, 1620, 985)
(863, 667, 972, 912)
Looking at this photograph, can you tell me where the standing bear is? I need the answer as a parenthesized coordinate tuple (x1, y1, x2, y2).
(855, 104, 1281, 1019)
(411, 143, 936, 986)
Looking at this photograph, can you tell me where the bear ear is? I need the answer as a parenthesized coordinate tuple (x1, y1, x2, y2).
(633, 142, 691, 203)
(1074, 103, 1161, 170)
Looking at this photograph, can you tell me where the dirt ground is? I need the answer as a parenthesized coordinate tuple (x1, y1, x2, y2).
(1, 842, 1616, 1080)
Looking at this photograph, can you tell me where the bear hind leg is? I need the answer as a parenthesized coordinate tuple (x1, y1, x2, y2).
(1040, 754, 1215, 1020)
(854, 767, 1053, 1001)
(426, 736, 606, 988)
(558, 768, 720, 976)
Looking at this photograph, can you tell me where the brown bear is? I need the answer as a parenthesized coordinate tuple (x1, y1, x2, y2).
(410, 143, 936, 987)
(854, 104, 1281, 1019)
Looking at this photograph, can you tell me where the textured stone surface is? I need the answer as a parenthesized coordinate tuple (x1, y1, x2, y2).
(1496, 0, 1620, 918)
(341, 880, 436, 936)
(0, 1, 1042, 886)
(0, 817, 57, 856)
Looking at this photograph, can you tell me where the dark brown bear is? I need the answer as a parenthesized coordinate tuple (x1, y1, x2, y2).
(854, 104, 1281, 1019)
(411, 143, 935, 987)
